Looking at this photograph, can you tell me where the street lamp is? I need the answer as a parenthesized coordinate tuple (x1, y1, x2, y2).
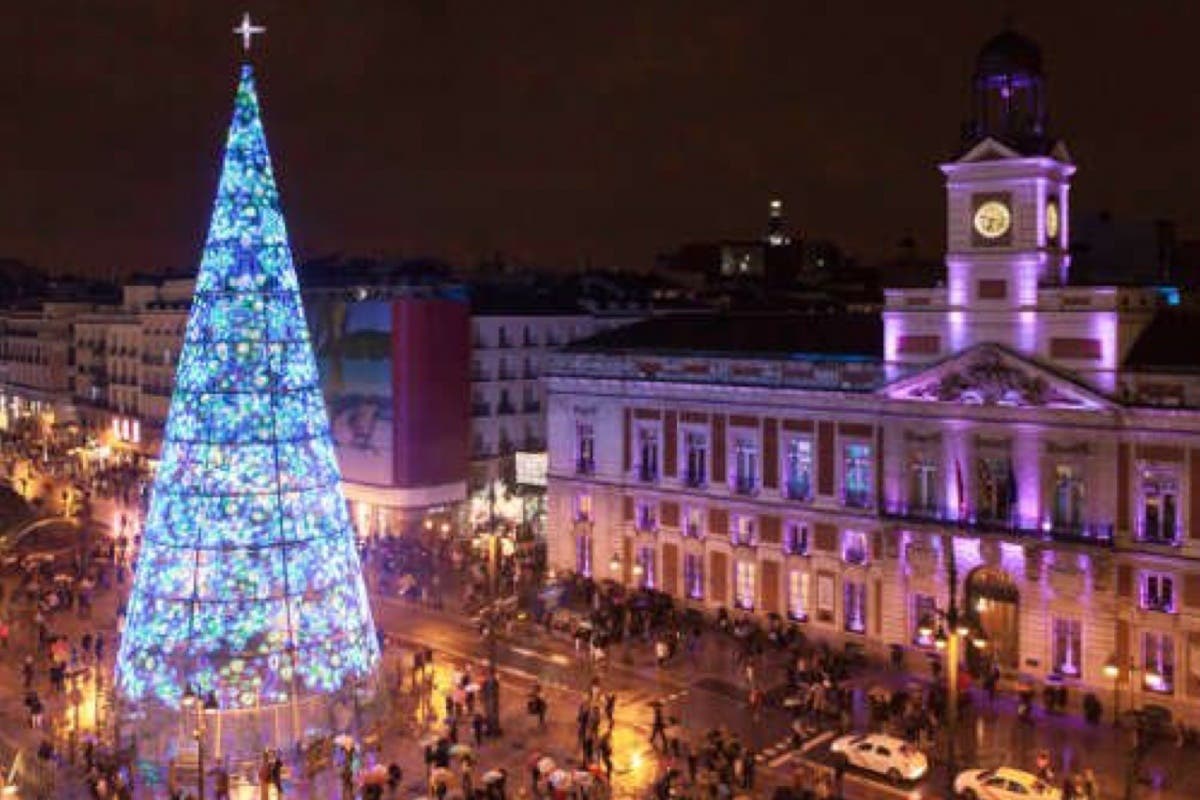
(1104, 656, 1121, 725)
(181, 686, 206, 800)
(926, 533, 990, 799)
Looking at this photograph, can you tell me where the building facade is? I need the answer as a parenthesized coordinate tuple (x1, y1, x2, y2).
(545, 31, 1200, 723)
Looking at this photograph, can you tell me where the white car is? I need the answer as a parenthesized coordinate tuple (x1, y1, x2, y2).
(829, 733, 928, 783)
(954, 767, 1062, 800)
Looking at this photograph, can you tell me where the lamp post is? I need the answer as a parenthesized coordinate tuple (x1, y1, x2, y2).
(181, 686, 206, 800)
(917, 535, 989, 799)
(1104, 657, 1121, 725)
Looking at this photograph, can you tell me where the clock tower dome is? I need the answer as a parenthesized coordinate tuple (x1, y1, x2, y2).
(944, 29, 1073, 313)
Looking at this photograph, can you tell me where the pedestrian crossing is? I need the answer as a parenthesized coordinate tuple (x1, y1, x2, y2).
(757, 729, 835, 767)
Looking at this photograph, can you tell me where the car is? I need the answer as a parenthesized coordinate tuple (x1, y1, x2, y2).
(954, 767, 1062, 800)
(829, 733, 928, 783)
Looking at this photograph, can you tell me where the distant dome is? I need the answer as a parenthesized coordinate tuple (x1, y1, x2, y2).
(976, 29, 1043, 77)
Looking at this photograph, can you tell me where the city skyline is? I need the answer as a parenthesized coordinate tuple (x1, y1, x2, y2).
(3, 2, 1200, 276)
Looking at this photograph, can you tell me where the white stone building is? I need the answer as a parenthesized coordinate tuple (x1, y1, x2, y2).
(544, 31, 1200, 723)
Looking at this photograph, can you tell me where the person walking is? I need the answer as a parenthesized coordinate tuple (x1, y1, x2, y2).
(650, 702, 668, 751)
(599, 732, 614, 783)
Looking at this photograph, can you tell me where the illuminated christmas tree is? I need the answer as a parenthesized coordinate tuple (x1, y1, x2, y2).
(115, 62, 379, 716)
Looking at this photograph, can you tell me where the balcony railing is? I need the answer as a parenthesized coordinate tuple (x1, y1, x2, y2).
(733, 476, 757, 495)
(684, 469, 706, 489)
(576, 458, 595, 475)
(471, 403, 491, 418)
(522, 401, 541, 414)
(784, 479, 812, 502)
(496, 402, 516, 415)
(1140, 596, 1176, 614)
(880, 502, 1116, 547)
(1137, 518, 1180, 546)
(843, 489, 873, 509)
(638, 465, 658, 483)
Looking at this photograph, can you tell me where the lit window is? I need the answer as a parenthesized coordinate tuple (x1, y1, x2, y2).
(784, 522, 808, 556)
(574, 492, 593, 522)
(1142, 632, 1175, 694)
(1051, 464, 1085, 530)
(685, 432, 708, 487)
(636, 546, 656, 589)
(684, 554, 704, 600)
(912, 593, 937, 648)
(576, 423, 595, 473)
(843, 442, 873, 508)
(1139, 467, 1179, 544)
(731, 515, 757, 547)
(842, 531, 869, 565)
(788, 570, 809, 621)
(735, 562, 756, 610)
(683, 507, 704, 539)
(575, 534, 592, 577)
(638, 428, 659, 482)
(1051, 618, 1082, 678)
(784, 438, 812, 501)
(976, 456, 1015, 523)
(635, 501, 657, 532)
(844, 580, 867, 634)
(1140, 572, 1175, 613)
(734, 438, 758, 494)
(908, 458, 939, 514)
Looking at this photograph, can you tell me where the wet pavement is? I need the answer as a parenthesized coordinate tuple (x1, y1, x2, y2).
(1, 473, 1199, 797)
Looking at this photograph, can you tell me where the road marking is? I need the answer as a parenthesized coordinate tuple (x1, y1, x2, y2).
(801, 730, 835, 752)
(759, 729, 835, 766)
(509, 645, 570, 666)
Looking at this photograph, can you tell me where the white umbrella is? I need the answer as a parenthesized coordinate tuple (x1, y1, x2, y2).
(537, 756, 556, 774)
(483, 770, 504, 784)
(548, 769, 572, 789)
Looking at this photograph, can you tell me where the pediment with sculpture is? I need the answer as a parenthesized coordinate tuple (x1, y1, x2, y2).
(884, 345, 1110, 411)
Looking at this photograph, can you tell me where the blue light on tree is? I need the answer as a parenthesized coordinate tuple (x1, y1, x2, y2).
(115, 64, 379, 711)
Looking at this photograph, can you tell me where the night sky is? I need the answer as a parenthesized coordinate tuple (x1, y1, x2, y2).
(3, 1, 1200, 276)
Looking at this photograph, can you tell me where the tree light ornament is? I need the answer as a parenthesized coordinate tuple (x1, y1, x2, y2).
(115, 63, 379, 712)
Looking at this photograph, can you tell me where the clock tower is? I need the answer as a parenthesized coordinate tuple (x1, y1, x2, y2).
(881, 29, 1157, 393)
(943, 29, 1074, 320)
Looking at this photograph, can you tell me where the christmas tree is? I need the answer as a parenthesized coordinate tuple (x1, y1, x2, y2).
(115, 63, 379, 713)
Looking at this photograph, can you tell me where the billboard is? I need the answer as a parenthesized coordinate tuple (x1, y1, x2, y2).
(306, 297, 394, 486)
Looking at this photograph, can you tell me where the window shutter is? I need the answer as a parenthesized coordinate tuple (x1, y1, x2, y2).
(762, 418, 779, 490)
(663, 411, 678, 478)
(759, 514, 782, 545)
(660, 501, 680, 529)
(761, 560, 780, 614)
(708, 508, 729, 538)
(817, 421, 835, 496)
(814, 523, 837, 553)
(1184, 574, 1200, 609)
(712, 415, 727, 482)
(1117, 564, 1132, 599)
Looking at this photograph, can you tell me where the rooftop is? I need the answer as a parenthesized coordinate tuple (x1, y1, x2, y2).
(564, 311, 883, 361)
(1124, 308, 1200, 372)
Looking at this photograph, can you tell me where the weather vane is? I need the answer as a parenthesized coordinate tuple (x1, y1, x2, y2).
(233, 12, 265, 54)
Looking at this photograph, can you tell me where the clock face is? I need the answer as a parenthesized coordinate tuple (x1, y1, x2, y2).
(1045, 200, 1060, 241)
(973, 200, 1012, 240)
